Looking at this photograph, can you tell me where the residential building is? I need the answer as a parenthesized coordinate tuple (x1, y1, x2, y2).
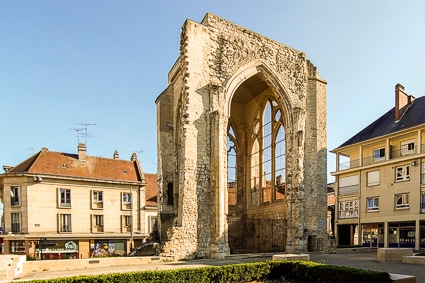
(0, 144, 157, 259)
(330, 84, 425, 250)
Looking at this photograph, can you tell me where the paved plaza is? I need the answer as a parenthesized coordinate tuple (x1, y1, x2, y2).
(10, 251, 425, 282)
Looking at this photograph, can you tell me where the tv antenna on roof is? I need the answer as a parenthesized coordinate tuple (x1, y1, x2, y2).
(69, 128, 84, 144)
(77, 123, 96, 145)
(70, 123, 96, 145)
(133, 149, 143, 159)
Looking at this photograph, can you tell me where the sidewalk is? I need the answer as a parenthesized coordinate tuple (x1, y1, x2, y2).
(310, 252, 423, 283)
(11, 252, 425, 282)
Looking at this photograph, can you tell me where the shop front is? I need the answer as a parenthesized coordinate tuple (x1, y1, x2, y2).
(388, 221, 416, 248)
(35, 239, 79, 260)
(10, 240, 26, 255)
(361, 223, 384, 248)
(90, 239, 127, 257)
(421, 221, 425, 250)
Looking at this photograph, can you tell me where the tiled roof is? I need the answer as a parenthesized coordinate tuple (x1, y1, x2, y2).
(144, 173, 157, 206)
(7, 147, 143, 182)
(337, 96, 425, 148)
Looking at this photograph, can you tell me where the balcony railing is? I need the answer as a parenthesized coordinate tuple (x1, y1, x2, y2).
(338, 144, 423, 171)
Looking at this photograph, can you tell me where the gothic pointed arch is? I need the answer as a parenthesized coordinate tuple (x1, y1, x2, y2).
(157, 13, 327, 259)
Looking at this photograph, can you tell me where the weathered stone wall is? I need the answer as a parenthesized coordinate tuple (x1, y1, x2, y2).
(156, 13, 327, 259)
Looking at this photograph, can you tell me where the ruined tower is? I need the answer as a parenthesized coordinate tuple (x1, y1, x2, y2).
(156, 13, 327, 260)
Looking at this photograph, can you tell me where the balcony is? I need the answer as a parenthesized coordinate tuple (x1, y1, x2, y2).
(338, 144, 424, 171)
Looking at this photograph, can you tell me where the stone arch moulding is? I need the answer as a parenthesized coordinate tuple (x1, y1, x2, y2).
(224, 59, 294, 127)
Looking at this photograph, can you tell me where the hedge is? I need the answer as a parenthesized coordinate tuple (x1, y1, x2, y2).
(18, 260, 392, 283)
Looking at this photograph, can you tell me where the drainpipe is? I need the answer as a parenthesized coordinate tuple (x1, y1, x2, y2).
(137, 185, 141, 233)
(130, 187, 133, 252)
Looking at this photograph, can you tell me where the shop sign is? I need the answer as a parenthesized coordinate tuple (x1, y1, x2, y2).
(37, 241, 78, 253)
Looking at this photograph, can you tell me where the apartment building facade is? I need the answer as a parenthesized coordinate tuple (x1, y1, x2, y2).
(331, 84, 425, 250)
(0, 144, 157, 259)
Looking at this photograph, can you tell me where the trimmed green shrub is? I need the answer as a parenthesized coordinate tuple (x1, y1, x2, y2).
(17, 260, 392, 283)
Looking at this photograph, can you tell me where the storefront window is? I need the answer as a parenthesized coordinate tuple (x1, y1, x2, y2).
(10, 240, 25, 255)
(90, 239, 126, 257)
(388, 222, 415, 248)
(36, 240, 79, 260)
(361, 224, 383, 247)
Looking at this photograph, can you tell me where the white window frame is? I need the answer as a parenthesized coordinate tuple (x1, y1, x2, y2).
(338, 200, 359, 219)
(10, 186, 20, 206)
(367, 197, 379, 212)
(91, 214, 104, 233)
(122, 192, 133, 210)
(58, 188, 71, 208)
(58, 214, 72, 233)
(395, 193, 409, 209)
(123, 215, 132, 227)
(373, 148, 385, 162)
(421, 191, 425, 213)
(91, 190, 104, 209)
(122, 192, 132, 204)
(95, 215, 104, 227)
(401, 140, 415, 156)
(121, 215, 132, 233)
(395, 165, 410, 182)
(93, 191, 103, 202)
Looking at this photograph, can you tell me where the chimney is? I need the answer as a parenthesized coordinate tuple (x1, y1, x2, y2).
(113, 150, 119, 159)
(130, 152, 138, 161)
(395, 83, 415, 121)
(3, 165, 13, 173)
(78, 143, 87, 161)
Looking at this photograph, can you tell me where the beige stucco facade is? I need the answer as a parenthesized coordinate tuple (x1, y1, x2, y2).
(0, 146, 157, 259)
(156, 13, 328, 260)
(331, 85, 425, 250)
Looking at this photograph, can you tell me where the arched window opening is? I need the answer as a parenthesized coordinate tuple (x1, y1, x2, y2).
(227, 126, 237, 206)
(275, 126, 285, 199)
(249, 99, 286, 206)
(250, 138, 260, 205)
(262, 102, 272, 203)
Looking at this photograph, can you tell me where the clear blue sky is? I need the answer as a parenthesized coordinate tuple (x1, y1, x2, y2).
(1, 1, 425, 182)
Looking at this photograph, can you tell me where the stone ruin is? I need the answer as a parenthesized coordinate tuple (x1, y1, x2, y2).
(156, 13, 328, 260)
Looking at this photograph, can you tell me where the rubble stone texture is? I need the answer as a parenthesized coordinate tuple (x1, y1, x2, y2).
(156, 13, 328, 260)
